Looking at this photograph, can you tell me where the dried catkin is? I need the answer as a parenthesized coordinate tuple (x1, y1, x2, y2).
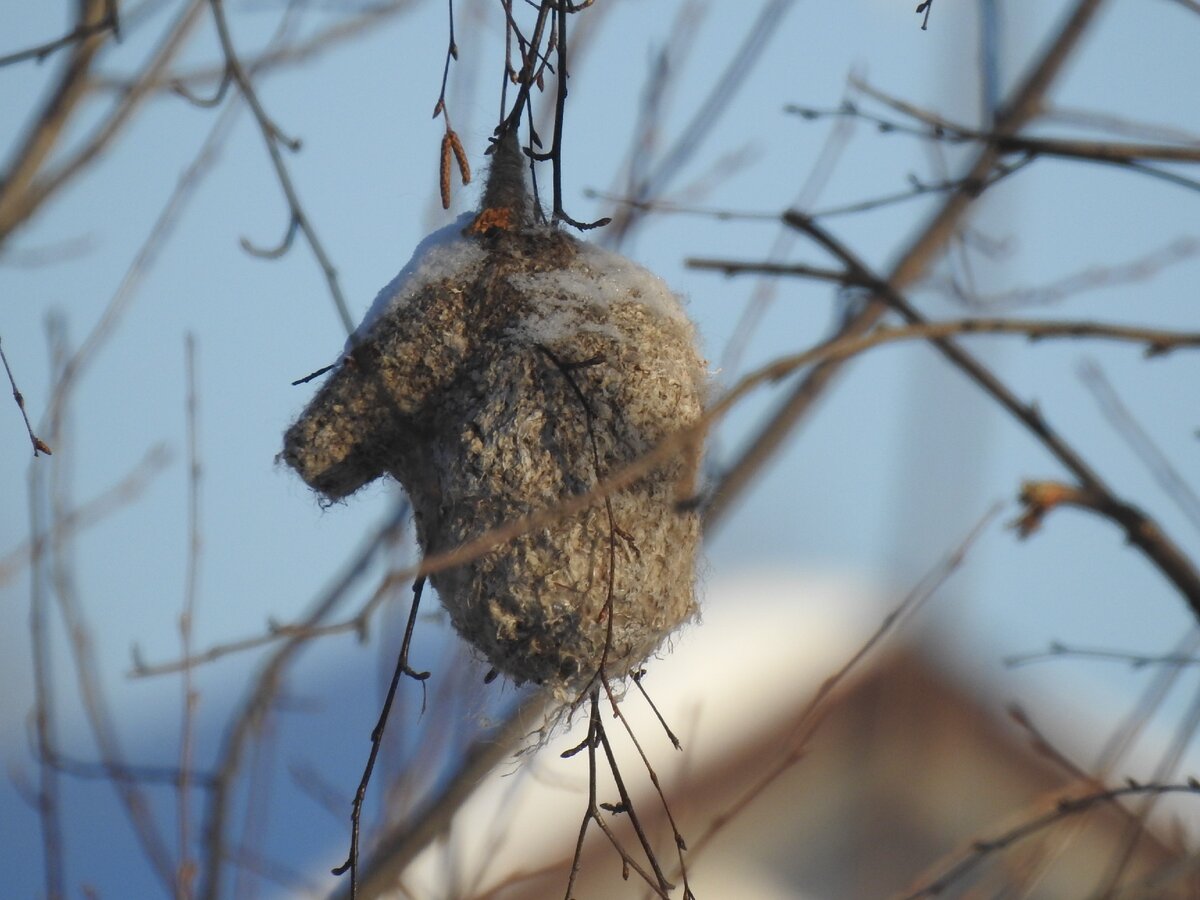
(281, 133, 706, 694)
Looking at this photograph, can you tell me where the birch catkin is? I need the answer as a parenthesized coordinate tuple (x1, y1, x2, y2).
(281, 131, 706, 694)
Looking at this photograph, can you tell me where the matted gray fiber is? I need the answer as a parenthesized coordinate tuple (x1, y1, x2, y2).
(281, 133, 706, 695)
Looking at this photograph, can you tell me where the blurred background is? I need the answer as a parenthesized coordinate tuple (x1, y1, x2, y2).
(3, 1, 1200, 897)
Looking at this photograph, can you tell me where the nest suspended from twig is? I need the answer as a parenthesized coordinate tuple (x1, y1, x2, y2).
(281, 132, 706, 693)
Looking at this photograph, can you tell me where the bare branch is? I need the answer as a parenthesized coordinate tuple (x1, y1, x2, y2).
(0, 0, 119, 68)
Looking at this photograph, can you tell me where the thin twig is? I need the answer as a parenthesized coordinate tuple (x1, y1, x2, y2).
(0, 0, 120, 67)
(332, 579, 430, 899)
(0, 335, 52, 456)
(42, 319, 178, 893)
(898, 782, 1200, 899)
(207, 0, 354, 331)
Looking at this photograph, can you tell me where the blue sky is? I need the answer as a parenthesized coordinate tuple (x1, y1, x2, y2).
(3, 1, 1200, 896)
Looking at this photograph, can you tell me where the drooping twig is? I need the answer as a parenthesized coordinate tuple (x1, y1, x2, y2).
(27, 438, 64, 900)
(561, 692, 672, 900)
(538, 342, 682, 894)
(332, 578, 431, 899)
(1, 335, 52, 456)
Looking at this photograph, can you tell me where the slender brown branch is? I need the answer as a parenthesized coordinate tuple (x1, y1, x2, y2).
(91, 2, 416, 95)
(146, 314, 1200, 681)
(331, 579, 430, 899)
(207, 0, 354, 331)
(41, 321, 177, 894)
(0, 0, 114, 245)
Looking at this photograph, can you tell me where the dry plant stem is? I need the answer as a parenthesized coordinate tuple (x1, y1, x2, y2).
(207, 0, 354, 332)
(333, 578, 431, 900)
(0, 0, 207, 247)
(0, 335, 52, 455)
(178, 334, 202, 900)
(681, 506, 1000, 872)
(196, 504, 408, 900)
(898, 782, 1200, 899)
(562, 693, 672, 900)
(0, 0, 119, 67)
(787, 212, 1200, 618)
(701, 0, 1109, 529)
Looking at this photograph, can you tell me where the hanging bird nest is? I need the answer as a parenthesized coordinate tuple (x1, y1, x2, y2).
(281, 131, 706, 695)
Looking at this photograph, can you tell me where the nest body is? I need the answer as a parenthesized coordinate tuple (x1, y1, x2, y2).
(282, 207, 705, 692)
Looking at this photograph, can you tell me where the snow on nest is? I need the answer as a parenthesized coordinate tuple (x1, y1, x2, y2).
(507, 240, 692, 335)
(346, 212, 483, 351)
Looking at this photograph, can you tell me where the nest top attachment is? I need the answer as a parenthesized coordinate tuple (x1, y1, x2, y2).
(281, 132, 706, 694)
